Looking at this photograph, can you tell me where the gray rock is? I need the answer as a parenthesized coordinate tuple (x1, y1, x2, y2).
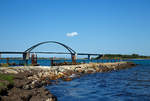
(23, 85, 31, 90)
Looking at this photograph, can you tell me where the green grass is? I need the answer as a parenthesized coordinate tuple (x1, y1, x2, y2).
(0, 74, 14, 85)
(0, 82, 5, 86)
(0, 63, 9, 67)
(0, 74, 14, 94)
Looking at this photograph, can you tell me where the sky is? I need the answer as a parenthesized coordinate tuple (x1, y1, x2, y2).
(0, 0, 150, 56)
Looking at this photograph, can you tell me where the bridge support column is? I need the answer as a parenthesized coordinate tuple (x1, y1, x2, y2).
(23, 52, 30, 65)
(31, 53, 37, 66)
(50, 58, 54, 66)
(88, 55, 91, 60)
(71, 54, 77, 64)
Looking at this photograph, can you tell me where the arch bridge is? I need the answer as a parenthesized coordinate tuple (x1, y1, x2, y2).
(0, 41, 103, 64)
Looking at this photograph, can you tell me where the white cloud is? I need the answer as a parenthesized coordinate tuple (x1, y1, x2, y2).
(66, 32, 78, 37)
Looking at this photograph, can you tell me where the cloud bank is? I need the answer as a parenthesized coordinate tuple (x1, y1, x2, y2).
(66, 32, 78, 37)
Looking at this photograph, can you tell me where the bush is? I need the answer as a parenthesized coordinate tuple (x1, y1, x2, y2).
(0, 63, 9, 67)
(0, 74, 14, 85)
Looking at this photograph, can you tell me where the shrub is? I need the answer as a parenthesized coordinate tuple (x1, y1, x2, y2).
(0, 74, 14, 85)
(0, 63, 9, 67)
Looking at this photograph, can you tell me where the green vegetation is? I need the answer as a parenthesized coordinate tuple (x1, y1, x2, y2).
(0, 74, 14, 87)
(0, 82, 5, 86)
(101, 54, 150, 59)
(0, 63, 9, 67)
(0, 74, 14, 94)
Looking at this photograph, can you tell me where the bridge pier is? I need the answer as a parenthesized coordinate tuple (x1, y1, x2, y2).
(88, 55, 91, 60)
(50, 57, 54, 66)
(31, 53, 37, 65)
(71, 54, 77, 64)
(23, 52, 30, 65)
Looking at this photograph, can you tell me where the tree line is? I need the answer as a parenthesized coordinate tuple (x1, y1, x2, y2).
(101, 54, 150, 59)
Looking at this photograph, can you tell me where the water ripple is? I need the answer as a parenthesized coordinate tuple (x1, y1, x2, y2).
(46, 64, 150, 101)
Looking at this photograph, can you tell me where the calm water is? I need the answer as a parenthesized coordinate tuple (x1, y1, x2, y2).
(1, 58, 150, 66)
(45, 60, 150, 101)
(0, 59, 123, 66)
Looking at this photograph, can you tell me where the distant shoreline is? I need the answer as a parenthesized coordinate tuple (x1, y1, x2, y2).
(101, 54, 150, 60)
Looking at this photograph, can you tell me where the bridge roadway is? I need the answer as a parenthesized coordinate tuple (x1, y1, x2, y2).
(0, 51, 102, 56)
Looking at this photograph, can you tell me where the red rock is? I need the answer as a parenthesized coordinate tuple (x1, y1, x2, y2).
(62, 77, 72, 81)
(87, 70, 94, 74)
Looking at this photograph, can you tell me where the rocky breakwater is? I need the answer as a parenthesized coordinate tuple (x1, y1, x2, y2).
(0, 66, 57, 101)
(0, 62, 136, 101)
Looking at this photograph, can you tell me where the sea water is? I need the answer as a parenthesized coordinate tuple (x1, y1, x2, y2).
(45, 60, 150, 101)
(0, 59, 122, 66)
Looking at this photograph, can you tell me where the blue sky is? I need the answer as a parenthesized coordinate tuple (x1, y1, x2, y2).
(0, 0, 150, 56)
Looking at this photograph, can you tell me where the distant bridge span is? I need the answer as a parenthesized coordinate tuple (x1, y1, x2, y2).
(0, 51, 101, 56)
(0, 41, 103, 64)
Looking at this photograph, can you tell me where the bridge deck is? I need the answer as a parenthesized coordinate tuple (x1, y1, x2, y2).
(0, 51, 102, 56)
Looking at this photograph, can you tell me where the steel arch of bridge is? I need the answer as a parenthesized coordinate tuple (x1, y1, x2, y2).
(24, 41, 76, 55)
(0, 41, 102, 65)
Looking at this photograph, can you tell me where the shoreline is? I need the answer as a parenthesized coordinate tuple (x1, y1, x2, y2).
(0, 62, 136, 101)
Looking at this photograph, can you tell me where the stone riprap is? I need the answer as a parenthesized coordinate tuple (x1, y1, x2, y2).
(0, 62, 136, 101)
